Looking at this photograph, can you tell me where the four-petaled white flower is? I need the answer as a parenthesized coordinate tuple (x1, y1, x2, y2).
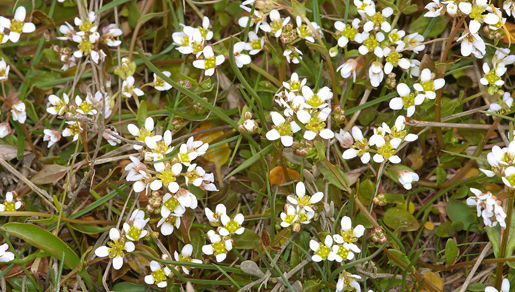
(219, 213, 245, 236)
(174, 244, 202, 274)
(310, 235, 337, 262)
(399, 171, 419, 190)
(153, 71, 173, 91)
(0, 243, 14, 262)
(0, 6, 36, 43)
(94, 228, 135, 270)
(202, 230, 233, 262)
(193, 46, 225, 76)
(123, 209, 150, 241)
(144, 260, 171, 288)
(0, 58, 10, 80)
(0, 191, 22, 212)
(43, 129, 61, 148)
(265, 111, 300, 147)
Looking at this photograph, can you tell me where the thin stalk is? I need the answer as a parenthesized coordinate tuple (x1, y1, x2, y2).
(495, 195, 514, 288)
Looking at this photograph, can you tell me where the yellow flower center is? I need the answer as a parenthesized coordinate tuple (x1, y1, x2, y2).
(315, 244, 331, 259)
(371, 12, 385, 26)
(78, 39, 93, 55)
(212, 240, 227, 255)
(306, 94, 324, 108)
(79, 19, 94, 32)
(204, 56, 216, 69)
(107, 240, 127, 258)
(152, 268, 167, 284)
(276, 121, 292, 136)
(225, 219, 241, 233)
(336, 245, 349, 259)
(4, 201, 16, 212)
(127, 226, 143, 240)
(341, 229, 357, 243)
(137, 128, 152, 143)
(157, 168, 177, 186)
(10, 19, 24, 33)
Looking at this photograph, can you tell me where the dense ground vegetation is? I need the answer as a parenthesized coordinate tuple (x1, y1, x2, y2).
(0, 0, 514, 291)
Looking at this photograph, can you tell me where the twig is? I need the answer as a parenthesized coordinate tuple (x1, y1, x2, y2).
(458, 242, 491, 292)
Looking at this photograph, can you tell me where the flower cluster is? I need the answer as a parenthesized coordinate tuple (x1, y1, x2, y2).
(44, 90, 115, 146)
(125, 117, 217, 237)
(95, 209, 149, 270)
(0, 58, 28, 138)
(310, 217, 365, 291)
(340, 116, 418, 164)
(202, 204, 245, 262)
(172, 17, 224, 76)
(279, 181, 323, 232)
(467, 188, 506, 228)
(57, 11, 122, 66)
(333, 0, 425, 87)
(266, 73, 334, 148)
(425, 0, 505, 59)
(479, 48, 515, 96)
(236, 5, 321, 65)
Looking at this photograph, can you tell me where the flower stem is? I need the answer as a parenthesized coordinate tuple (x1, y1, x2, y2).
(495, 194, 514, 288)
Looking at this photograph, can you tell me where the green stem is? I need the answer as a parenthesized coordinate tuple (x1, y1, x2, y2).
(495, 194, 514, 288)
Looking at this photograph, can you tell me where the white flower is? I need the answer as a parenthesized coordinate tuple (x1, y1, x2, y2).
(389, 83, 421, 117)
(260, 10, 290, 38)
(480, 62, 507, 87)
(238, 2, 267, 30)
(296, 16, 319, 43)
(404, 32, 425, 53)
(193, 46, 225, 76)
(297, 109, 334, 140)
(94, 228, 135, 270)
(399, 171, 419, 190)
(175, 188, 198, 210)
(280, 205, 298, 228)
(127, 117, 155, 150)
(43, 129, 61, 148)
(205, 204, 227, 226)
(425, 0, 444, 17)
(174, 244, 202, 274)
(335, 129, 353, 148)
(363, 7, 393, 32)
(202, 230, 233, 262)
(502, 166, 515, 188)
(62, 121, 82, 141)
(0, 243, 14, 262)
(342, 126, 371, 164)
(0, 191, 22, 212)
(0, 243, 14, 263)
(122, 76, 144, 98)
(123, 209, 149, 241)
(354, 0, 376, 17)
(157, 212, 181, 236)
(336, 271, 362, 292)
(265, 111, 300, 147)
(145, 130, 174, 171)
(283, 72, 306, 93)
(337, 59, 359, 81)
(153, 71, 173, 91)
(198, 16, 214, 41)
(467, 188, 506, 228)
(504, 1, 515, 17)
(334, 19, 360, 48)
(358, 32, 385, 58)
(233, 41, 252, 68)
(103, 129, 121, 146)
(457, 26, 485, 58)
(11, 101, 26, 124)
(247, 31, 264, 55)
(283, 46, 303, 64)
(172, 26, 197, 55)
(287, 182, 323, 215)
(102, 24, 122, 47)
(75, 95, 97, 115)
(487, 92, 513, 115)
(0, 6, 36, 43)
(331, 241, 361, 262)
(369, 61, 384, 87)
(161, 193, 186, 219)
(46, 93, 70, 115)
(337, 216, 365, 244)
(178, 137, 208, 166)
(413, 68, 445, 101)
(383, 46, 411, 74)
(144, 260, 171, 288)
(310, 235, 337, 262)
(0, 122, 10, 138)
(485, 278, 510, 292)
(301, 86, 333, 109)
(0, 58, 9, 80)
(74, 11, 97, 33)
(219, 213, 245, 236)
(0, 26, 9, 44)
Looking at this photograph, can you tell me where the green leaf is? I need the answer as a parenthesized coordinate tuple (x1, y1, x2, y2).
(387, 249, 411, 271)
(233, 229, 260, 249)
(402, 4, 418, 14)
(408, 16, 448, 38)
(436, 167, 446, 186)
(224, 144, 272, 179)
(128, 0, 141, 28)
(138, 11, 169, 26)
(358, 179, 375, 205)
(136, 100, 148, 127)
(446, 200, 476, 230)
(434, 221, 463, 238)
(97, 0, 131, 14)
(1, 223, 79, 269)
(317, 161, 349, 191)
(112, 282, 148, 292)
(70, 224, 112, 234)
(291, 0, 306, 17)
(383, 207, 420, 232)
(444, 238, 458, 265)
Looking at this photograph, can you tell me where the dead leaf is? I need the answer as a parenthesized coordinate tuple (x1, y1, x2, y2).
(269, 166, 300, 185)
(31, 164, 68, 185)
